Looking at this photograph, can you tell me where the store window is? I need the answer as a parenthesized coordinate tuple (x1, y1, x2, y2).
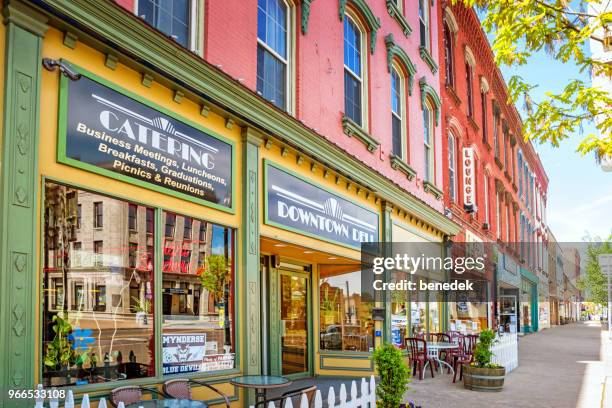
(449, 280, 489, 333)
(319, 265, 373, 352)
(42, 182, 155, 386)
(162, 213, 236, 375)
(137, 0, 195, 50)
(257, 0, 290, 110)
(391, 67, 404, 158)
(344, 15, 365, 126)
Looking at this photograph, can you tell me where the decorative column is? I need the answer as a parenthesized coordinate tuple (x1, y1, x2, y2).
(241, 128, 262, 399)
(0, 1, 47, 402)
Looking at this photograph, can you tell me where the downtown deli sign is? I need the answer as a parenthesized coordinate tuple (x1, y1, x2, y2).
(265, 163, 379, 248)
(59, 73, 233, 209)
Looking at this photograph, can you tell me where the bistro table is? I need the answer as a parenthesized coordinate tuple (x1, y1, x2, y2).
(126, 400, 207, 408)
(230, 375, 292, 405)
(423, 342, 459, 375)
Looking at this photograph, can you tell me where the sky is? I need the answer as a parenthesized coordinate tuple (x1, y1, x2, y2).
(498, 45, 612, 244)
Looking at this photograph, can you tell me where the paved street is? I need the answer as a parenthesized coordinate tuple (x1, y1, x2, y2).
(282, 322, 610, 408)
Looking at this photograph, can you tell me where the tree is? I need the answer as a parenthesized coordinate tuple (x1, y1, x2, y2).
(577, 235, 612, 305)
(456, 0, 612, 158)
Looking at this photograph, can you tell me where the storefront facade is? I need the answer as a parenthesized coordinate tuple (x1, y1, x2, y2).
(0, 0, 463, 404)
(519, 268, 539, 333)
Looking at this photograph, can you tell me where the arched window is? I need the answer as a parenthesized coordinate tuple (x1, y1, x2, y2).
(423, 100, 435, 182)
(257, 0, 290, 110)
(391, 67, 404, 158)
(448, 132, 457, 201)
(344, 15, 365, 126)
(443, 22, 454, 88)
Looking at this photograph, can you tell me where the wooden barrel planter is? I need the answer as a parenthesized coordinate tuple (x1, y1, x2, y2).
(463, 365, 506, 392)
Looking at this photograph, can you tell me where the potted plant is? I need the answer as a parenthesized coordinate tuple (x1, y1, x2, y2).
(372, 343, 411, 408)
(43, 315, 75, 385)
(463, 329, 506, 392)
(132, 296, 152, 325)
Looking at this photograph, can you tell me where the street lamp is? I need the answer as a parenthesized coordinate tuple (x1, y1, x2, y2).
(599, 254, 612, 338)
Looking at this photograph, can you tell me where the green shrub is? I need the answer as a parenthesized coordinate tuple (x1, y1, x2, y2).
(372, 343, 410, 408)
(472, 329, 501, 368)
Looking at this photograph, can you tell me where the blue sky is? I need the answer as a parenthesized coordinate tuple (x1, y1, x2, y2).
(499, 49, 612, 244)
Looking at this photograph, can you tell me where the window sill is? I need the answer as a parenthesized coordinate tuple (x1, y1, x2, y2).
(423, 181, 443, 200)
(419, 46, 438, 74)
(446, 85, 461, 106)
(386, 0, 412, 36)
(342, 115, 379, 152)
(390, 155, 417, 180)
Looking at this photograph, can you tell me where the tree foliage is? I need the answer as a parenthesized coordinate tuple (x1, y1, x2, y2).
(372, 343, 410, 408)
(577, 235, 612, 305)
(456, 0, 612, 157)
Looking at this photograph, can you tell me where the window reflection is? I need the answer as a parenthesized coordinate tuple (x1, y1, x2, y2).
(42, 182, 154, 386)
(319, 265, 373, 352)
(161, 213, 235, 375)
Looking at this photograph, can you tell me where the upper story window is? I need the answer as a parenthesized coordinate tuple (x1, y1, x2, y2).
(423, 100, 435, 182)
(448, 132, 457, 202)
(517, 150, 523, 196)
(418, 0, 430, 50)
(391, 68, 405, 158)
(137, 0, 197, 51)
(483, 174, 490, 224)
(93, 202, 103, 228)
(128, 203, 138, 231)
(443, 22, 454, 88)
(493, 107, 500, 158)
(257, 0, 290, 111)
(466, 63, 474, 117)
(344, 15, 365, 126)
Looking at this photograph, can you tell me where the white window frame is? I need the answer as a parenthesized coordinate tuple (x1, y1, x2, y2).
(448, 132, 457, 202)
(256, 0, 294, 113)
(419, 0, 430, 50)
(344, 12, 368, 128)
(496, 192, 501, 240)
(391, 65, 406, 159)
(484, 174, 490, 224)
(423, 100, 435, 183)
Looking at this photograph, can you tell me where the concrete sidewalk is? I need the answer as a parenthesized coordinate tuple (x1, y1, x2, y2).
(274, 322, 609, 407)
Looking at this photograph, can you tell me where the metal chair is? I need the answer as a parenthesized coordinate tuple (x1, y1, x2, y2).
(453, 334, 479, 383)
(163, 379, 230, 408)
(255, 385, 317, 408)
(109, 385, 167, 407)
(406, 337, 435, 380)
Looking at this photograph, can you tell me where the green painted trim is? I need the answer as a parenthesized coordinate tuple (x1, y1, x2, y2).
(419, 77, 441, 125)
(263, 160, 380, 250)
(423, 181, 443, 200)
(301, 0, 314, 35)
(385, 34, 416, 95)
(520, 267, 539, 284)
(0, 2, 47, 399)
(341, 115, 380, 152)
(419, 46, 438, 74)
(40, 0, 461, 236)
(56, 61, 237, 215)
(339, 0, 381, 54)
(382, 202, 393, 344)
(389, 155, 416, 181)
(385, 1, 412, 37)
(319, 352, 374, 371)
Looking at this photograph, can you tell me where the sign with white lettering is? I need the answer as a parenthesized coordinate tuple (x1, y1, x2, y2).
(59, 73, 233, 209)
(462, 147, 475, 212)
(265, 163, 379, 248)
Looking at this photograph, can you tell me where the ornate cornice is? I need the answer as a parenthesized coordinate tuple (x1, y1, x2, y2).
(419, 77, 441, 125)
(390, 155, 417, 180)
(385, 0, 411, 37)
(384, 33, 416, 94)
(300, 0, 315, 34)
(424, 181, 443, 200)
(419, 46, 438, 74)
(339, 0, 381, 54)
(341, 115, 379, 152)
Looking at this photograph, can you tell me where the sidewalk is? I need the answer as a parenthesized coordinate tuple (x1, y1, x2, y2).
(602, 323, 612, 408)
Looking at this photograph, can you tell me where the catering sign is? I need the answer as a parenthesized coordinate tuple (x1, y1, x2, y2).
(462, 147, 475, 212)
(59, 72, 233, 209)
(162, 333, 207, 375)
(265, 163, 379, 248)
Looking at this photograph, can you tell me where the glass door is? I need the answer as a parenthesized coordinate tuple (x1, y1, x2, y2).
(279, 270, 311, 377)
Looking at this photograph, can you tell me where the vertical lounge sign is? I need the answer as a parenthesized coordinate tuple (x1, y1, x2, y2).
(265, 164, 379, 248)
(59, 72, 233, 210)
(463, 147, 476, 213)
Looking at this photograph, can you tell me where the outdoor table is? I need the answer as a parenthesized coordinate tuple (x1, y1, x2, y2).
(126, 400, 207, 408)
(422, 342, 459, 375)
(230, 375, 292, 404)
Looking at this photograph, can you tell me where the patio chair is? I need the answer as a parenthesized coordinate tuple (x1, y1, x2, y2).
(109, 385, 167, 407)
(256, 385, 317, 408)
(406, 337, 435, 380)
(163, 378, 231, 408)
(452, 334, 479, 383)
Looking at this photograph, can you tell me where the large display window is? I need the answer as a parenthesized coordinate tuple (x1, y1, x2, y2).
(41, 181, 236, 387)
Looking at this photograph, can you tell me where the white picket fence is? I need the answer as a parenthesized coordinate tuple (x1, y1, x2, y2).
(249, 376, 376, 408)
(491, 333, 518, 373)
(33, 376, 377, 408)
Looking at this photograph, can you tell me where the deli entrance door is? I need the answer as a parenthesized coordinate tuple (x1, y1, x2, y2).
(278, 270, 311, 377)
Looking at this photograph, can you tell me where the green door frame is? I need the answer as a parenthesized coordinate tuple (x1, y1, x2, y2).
(269, 267, 313, 379)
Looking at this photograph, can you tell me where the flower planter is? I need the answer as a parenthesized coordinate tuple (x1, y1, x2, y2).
(463, 365, 506, 392)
